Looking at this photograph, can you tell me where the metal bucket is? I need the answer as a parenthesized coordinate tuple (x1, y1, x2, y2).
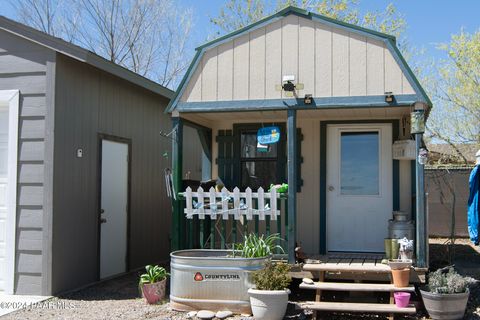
(388, 220, 415, 240)
(170, 249, 267, 314)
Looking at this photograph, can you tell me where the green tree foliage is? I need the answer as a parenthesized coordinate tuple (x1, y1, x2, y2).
(427, 30, 480, 159)
(211, 0, 406, 40)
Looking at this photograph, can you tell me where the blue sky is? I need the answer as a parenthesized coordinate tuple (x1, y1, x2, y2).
(2, 1, 479, 71)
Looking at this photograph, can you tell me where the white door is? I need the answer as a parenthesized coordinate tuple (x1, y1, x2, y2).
(326, 124, 392, 252)
(100, 140, 129, 279)
(0, 109, 9, 291)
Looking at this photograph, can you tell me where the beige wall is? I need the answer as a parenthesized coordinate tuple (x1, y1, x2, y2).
(181, 15, 414, 103)
(207, 112, 411, 254)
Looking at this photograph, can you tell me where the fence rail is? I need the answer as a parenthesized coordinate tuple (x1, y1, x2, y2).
(178, 187, 288, 251)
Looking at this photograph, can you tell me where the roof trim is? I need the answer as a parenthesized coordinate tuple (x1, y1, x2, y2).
(0, 15, 174, 99)
(175, 94, 418, 113)
(167, 6, 430, 113)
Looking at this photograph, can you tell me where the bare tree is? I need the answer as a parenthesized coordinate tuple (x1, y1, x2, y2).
(9, 0, 193, 88)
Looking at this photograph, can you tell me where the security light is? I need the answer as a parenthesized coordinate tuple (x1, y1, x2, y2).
(385, 92, 394, 103)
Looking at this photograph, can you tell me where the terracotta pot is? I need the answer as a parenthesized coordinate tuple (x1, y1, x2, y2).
(391, 268, 410, 288)
(141, 279, 167, 304)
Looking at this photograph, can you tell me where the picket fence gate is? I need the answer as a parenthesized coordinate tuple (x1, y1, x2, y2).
(183, 186, 281, 220)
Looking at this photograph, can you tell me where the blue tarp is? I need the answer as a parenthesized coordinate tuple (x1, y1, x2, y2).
(468, 165, 479, 245)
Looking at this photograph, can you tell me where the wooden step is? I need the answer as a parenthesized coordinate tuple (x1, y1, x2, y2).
(300, 301, 416, 314)
(303, 263, 391, 273)
(299, 282, 415, 292)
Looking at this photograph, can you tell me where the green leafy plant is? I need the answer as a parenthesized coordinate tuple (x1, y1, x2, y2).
(427, 267, 472, 294)
(252, 261, 291, 290)
(233, 233, 284, 258)
(139, 265, 169, 286)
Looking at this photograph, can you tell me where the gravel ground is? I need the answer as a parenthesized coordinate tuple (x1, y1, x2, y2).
(4, 238, 480, 320)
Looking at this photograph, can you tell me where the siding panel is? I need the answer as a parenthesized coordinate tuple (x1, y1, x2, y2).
(349, 33, 367, 96)
(332, 29, 349, 96)
(281, 15, 299, 98)
(366, 38, 385, 95)
(315, 23, 332, 97)
(265, 20, 282, 99)
(19, 141, 45, 161)
(249, 27, 266, 100)
(298, 18, 315, 97)
(20, 119, 45, 139)
(385, 49, 402, 94)
(19, 163, 44, 183)
(201, 48, 218, 101)
(217, 42, 234, 101)
(233, 34, 249, 100)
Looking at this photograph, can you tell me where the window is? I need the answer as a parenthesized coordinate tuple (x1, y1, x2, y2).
(235, 124, 286, 190)
(340, 131, 380, 195)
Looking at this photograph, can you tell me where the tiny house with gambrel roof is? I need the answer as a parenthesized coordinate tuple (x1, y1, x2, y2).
(167, 6, 431, 268)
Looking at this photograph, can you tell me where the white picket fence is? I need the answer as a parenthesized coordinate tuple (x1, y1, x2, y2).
(183, 186, 280, 220)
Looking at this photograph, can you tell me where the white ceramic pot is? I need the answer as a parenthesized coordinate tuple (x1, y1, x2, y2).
(248, 288, 290, 320)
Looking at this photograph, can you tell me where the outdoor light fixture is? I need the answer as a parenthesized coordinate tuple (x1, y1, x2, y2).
(385, 92, 394, 103)
(304, 94, 312, 105)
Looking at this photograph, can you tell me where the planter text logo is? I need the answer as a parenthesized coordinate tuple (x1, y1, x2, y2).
(193, 272, 240, 281)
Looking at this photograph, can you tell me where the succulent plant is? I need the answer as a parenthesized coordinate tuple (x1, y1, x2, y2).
(427, 267, 472, 294)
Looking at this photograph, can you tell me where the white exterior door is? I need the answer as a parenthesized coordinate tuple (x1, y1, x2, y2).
(326, 124, 392, 252)
(100, 140, 129, 279)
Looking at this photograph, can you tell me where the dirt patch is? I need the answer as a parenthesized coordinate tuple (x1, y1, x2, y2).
(4, 239, 480, 320)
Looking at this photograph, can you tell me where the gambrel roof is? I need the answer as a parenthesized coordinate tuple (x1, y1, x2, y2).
(167, 6, 430, 113)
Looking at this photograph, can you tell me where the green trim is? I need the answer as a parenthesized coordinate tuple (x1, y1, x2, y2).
(166, 50, 202, 113)
(287, 109, 297, 264)
(171, 117, 184, 251)
(175, 94, 418, 113)
(319, 120, 400, 255)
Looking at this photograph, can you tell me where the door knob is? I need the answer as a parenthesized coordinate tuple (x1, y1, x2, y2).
(100, 218, 107, 224)
(100, 209, 105, 214)
(328, 185, 335, 191)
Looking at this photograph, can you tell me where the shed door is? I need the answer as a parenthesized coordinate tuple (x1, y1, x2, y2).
(326, 124, 392, 252)
(0, 109, 9, 291)
(100, 140, 129, 279)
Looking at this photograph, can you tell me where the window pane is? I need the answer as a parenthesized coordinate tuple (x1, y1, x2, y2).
(241, 132, 277, 158)
(241, 161, 277, 190)
(340, 132, 379, 195)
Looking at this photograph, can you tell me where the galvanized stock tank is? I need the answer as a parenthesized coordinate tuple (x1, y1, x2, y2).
(170, 250, 267, 314)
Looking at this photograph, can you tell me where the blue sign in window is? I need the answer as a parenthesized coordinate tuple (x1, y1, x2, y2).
(257, 126, 280, 144)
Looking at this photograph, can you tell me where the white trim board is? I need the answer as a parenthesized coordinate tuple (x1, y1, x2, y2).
(0, 90, 19, 294)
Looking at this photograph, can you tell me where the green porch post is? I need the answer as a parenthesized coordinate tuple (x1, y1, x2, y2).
(413, 102, 428, 268)
(287, 109, 297, 264)
(415, 132, 427, 268)
(172, 117, 183, 251)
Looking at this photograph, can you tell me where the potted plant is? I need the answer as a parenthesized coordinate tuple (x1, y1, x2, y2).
(420, 267, 472, 320)
(139, 265, 169, 304)
(248, 261, 291, 320)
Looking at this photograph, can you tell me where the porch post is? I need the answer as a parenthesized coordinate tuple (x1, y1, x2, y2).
(172, 116, 184, 251)
(287, 109, 297, 264)
(413, 104, 428, 268)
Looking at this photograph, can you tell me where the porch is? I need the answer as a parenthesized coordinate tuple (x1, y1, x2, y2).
(169, 106, 429, 267)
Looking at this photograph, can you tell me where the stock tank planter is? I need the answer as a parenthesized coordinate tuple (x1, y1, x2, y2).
(170, 249, 267, 314)
(420, 290, 469, 320)
(248, 288, 290, 320)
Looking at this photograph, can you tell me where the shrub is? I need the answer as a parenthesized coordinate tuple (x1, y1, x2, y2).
(427, 267, 471, 294)
(252, 261, 291, 290)
(139, 265, 169, 285)
(233, 233, 284, 258)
